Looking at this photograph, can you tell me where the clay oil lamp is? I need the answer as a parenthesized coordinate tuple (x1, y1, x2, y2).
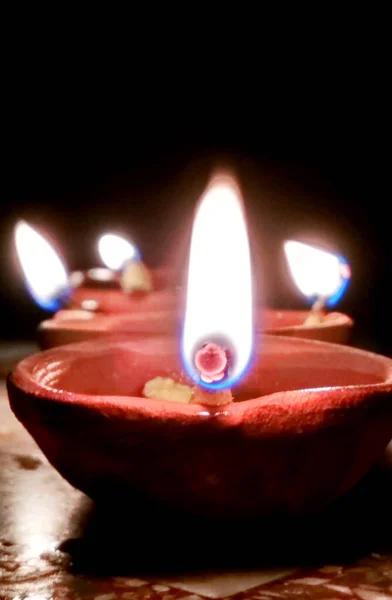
(37, 308, 178, 349)
(70, 232, 178, 313)
(263, 240, 353, 344)
(8, 174, 392, 518)
(14, 222, 180, 348)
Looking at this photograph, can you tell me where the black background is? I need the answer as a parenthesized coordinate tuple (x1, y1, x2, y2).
(2, 48, 390, 356)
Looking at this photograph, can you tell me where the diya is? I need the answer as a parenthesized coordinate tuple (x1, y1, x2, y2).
(14, 222, 180, 315)
(36, 307, 352, 350)
(8, 174, 392, 518)
(15, 215, 352, 349)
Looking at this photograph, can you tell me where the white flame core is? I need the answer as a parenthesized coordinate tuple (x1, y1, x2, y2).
(14, 221, 69, 309)
(284, 240, 345, 299)
(98, 234, 138, 270)
(183, 175, 253, 388)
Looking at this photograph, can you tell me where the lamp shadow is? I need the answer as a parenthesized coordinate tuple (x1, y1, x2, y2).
(60, 453, 392, 577)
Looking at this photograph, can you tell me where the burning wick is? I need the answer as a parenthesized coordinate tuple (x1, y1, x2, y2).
(284, 240, 351, 327)
(121, 261, 153, 295)
(142, 343, 233, 406)
(195, 343, 229, 383)
(303, 297, 326, 326)
(98, 233, 152, 295)
(142, 173, 252, 407)
(182, 173, 252, 407)
(192, 342, 233, 406)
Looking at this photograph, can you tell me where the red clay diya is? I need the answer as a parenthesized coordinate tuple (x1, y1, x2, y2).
(70, 266, 180, 314)
(37, 308, 178, 349)
(262, 309, 353, 344)
(281, 240, 353, 343)
(14, 221, 180, 317)
(37, 307, 353, 350)
(7, 334, 392, 518)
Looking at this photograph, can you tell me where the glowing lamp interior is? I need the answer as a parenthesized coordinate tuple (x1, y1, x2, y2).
(15, 221, 69, 311)
(98, 234, 139, 270)
(284, 240, 351, 306)
(182, 175, 253, 389)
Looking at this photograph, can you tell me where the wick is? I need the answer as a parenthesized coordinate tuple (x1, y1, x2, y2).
(303, 297, 325, 326)
(191, 386, 233, 407)
(195, 343, 228, 383)
(120, 260, 153, 295)
(192, 342, 232, 406)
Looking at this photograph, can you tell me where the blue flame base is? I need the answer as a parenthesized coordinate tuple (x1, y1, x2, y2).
(29, 286, 72, 313)
(181, 340, 255, 391)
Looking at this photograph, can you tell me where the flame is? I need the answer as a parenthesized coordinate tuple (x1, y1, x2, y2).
(182, 174, 253, 389)
(284, 240, 351, 306)
(14, 221, 70, 311)
(98, 233, 139, 270)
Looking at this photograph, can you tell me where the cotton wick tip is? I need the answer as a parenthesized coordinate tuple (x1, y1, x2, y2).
(194, 343, 228, 383)
(191, 343, 232, 406)
(121, 260, 153, 295)
(303, 298, 325, 326)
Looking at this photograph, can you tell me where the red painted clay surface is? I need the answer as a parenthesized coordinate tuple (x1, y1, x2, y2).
(8, 335, 392, 517)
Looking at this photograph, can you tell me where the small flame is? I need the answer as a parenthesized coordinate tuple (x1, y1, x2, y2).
(98, 233, 139, 270)
(14, 221, 70, 311)
(182, 174, 253, 389)
(284, 240, 351, 306)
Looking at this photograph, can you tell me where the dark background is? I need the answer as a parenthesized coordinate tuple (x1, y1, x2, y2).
(2, 70, 390, 356)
